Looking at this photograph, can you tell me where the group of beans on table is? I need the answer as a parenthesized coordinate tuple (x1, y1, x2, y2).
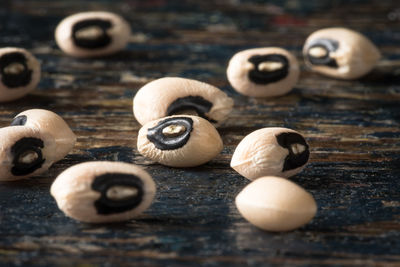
(0, 11, 381, 231)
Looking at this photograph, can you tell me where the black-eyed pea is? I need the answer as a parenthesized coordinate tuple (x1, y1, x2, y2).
(55, 11, 131, 57)
(303, 27, 381, 79)
(137, 115, 223, 167)
(235, 176, 317, 232)
(133, 77, 234, 126)
(11, 109, 76, 162)
(230, 127, 309, 180)
(0, 126, 59, 181)
(0, 47, 40, 102)
(50, 161, 156, 223)
(227, 47, 299, 97)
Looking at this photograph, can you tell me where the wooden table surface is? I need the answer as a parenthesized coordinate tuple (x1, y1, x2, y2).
(1, 0, 399, 266)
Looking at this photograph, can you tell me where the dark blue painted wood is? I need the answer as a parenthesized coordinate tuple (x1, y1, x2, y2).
(0, 0, 400, 266)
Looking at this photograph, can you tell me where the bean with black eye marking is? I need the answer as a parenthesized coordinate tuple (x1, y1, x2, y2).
(50, 161, 156, 223)
(0, 126, 59, 181)
(11, 109, 76, 162)
(303, 27, 380, 79)
(0, 109, 76, 181)
(146, 117, 193, 150)
(133, 77, 234, 126)
(137, 115, 223, 167)
(306, 38, 339, 67)
(10, 137, 45, 176)
(230, 127, 309, 180)
(0, 47, 40, 102)
(227, 47, 299, 97)
(11, 115, 27, 126)
(55, 11, 131, 58)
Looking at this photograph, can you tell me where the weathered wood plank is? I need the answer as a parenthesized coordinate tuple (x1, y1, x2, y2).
(0, 0, 400, 266)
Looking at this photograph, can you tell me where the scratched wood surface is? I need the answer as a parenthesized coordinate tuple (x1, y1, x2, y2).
(0, 0, 400, 266)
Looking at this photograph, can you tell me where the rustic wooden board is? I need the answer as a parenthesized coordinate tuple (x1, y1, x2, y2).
(0, 0, 400, 266)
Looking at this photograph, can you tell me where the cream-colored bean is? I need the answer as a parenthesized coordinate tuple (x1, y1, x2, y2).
(133, 77, 234, 126)
(0, 47, 40, 102)
(0, 109, 76, 181)
(235, 176, 317, 232)
(303, 27, 380, 79)
(55, 11, 131, 58)
(0, 126, 58, 181)
(137, 115, 223, 167)
(231, 127, 309, 180)
(227, 47, 299, 97)
(11, 109, 76, 162)
(50, 161, 156, 223)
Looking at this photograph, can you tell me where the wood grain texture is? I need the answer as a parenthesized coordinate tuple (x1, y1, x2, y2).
(0, 0, 400, 266)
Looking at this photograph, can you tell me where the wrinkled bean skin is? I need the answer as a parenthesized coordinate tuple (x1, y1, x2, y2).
(231, 127, 309, 180)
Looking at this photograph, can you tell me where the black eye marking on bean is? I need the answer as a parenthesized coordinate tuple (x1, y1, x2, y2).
(167, 96, 216, 123)
(92, 173, 144, 215)
(306, 38, 339, 68)
(276, 132, 309, 172)
(11, 137, 45, 176)
(147, 117, 193, 151)
(11, 115, 27, 126)
(72, 19, 112, 49)
(247, 54, 289, 85)
(0, 52, 32, 88)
